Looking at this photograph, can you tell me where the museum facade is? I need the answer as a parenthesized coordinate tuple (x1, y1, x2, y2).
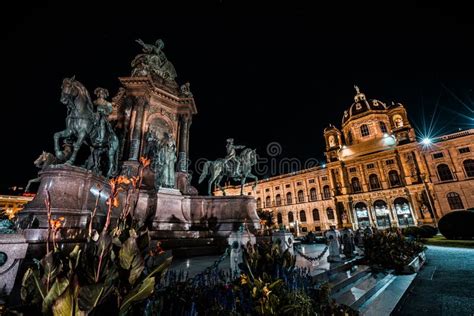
(217, 87, 474, 233)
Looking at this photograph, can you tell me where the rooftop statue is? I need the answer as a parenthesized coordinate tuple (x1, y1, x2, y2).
(53, 76, 120, 177)
(198, 139, 258, 196)
(132, 38, 177, 81)
(180, 82, 193, 97)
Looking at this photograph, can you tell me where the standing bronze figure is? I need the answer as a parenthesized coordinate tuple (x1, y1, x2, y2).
(53, 76, 120, 177)
(199, 142, 258, 196)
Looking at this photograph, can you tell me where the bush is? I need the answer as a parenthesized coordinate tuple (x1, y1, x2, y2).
(419, 225, 438, 238)
(402, 225, 438, 238)
(402, 226, 423, 238)
(438, 210, 474, 240)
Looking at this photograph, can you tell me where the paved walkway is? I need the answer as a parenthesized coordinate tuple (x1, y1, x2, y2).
(394, 245, 474, 316)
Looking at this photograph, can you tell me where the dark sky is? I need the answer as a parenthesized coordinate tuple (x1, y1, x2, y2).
(1, 1, 474, 193)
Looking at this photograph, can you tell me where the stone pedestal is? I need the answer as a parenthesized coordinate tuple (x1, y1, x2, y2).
(151, 188, 190, 232)
(17, 165, 117, 243)
(272, 231, 295, 255)
(188, 195, 260, 237)
(0, 234, 28, 295)
(228, 230, 256, 273)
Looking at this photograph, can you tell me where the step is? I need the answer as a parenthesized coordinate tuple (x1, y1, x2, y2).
(329, 265, 371, 293)
(358, 273, 417, 316)
(312, 256, 364, 283)
(332, 271, 396, 309)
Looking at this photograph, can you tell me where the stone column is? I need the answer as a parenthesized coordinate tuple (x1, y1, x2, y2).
(359, 164, 369, 191)
(178, 114, 190, 172)
(377, 161, 388, 189)
(129, 97, 146, 161)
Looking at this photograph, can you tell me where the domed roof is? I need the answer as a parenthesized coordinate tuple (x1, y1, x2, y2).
(342, 86, 388, 125)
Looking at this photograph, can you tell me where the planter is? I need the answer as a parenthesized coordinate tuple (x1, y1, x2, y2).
(400, 250, 426, 274)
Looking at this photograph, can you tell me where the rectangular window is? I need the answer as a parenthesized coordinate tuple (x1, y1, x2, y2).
(296, 181, 302, 186)
(265, 188, 270, 192)
(367, 163, 375, 169)
(349, 167, 357, 173)
(308, 179, 315, 183)
(275, 186, 280, 190)
(459, 147, 470, 154)
(433, 152, 444, 159)
(285, 184, 290, 188)
(386, 159, 394, 165)
(321, 176, 328, 181)
(256, 191, 260, 194)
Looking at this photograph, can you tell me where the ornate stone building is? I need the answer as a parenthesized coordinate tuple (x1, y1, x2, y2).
(217, 87, 474, 233)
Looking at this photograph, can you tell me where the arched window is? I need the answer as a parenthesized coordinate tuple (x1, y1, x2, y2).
(275, 194, 281, 206)
(300, 210, 307, 222)
(347, 130, 353, 145)
(257, 198, 261, 209)
(265, 196, 271, 207)
(312, 208, 320, 221)
(277, 213, 283, 224)
(326, 208, 335, 220)
(379, 121, 388, 133)
(369, 174, 381, 190)
(323, 185, 331, 199)
(354, 202, 370, 228)
(447, 192, 464, 210)
(351, 177, 362, 193)
(388, 170, 401, 187)
(360, 124, 370, 137)
(286, 192, 292, 205)
(463, 159, 474, 177)
(288, 211, 294, 223)
(394, 197, 414, 226)
(297, 190, 304, 203)
(374, 200, 390, 228)
(310, 188, 317, 201)
(437, 164, 453, 181)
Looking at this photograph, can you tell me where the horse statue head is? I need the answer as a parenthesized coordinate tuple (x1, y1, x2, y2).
(34, 151, 56, 170)
(239, 148, 258, 169)
(60, 76, 94, 113)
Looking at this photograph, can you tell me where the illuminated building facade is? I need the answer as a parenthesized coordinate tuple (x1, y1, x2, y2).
(0, 194, 34, 218)
(217, 87, 474, 233)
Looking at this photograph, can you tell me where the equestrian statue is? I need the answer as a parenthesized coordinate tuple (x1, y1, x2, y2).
(199, 138, 258, 196)
(53, 76, 120, 177)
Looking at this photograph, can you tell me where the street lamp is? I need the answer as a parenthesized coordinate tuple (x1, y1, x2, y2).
(421, 137, 432, 146)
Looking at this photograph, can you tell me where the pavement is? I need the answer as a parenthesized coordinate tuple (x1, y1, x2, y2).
(393, 245, 474, 316)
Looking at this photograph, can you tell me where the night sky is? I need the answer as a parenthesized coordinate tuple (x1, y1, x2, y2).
(1, 1, 474, 194)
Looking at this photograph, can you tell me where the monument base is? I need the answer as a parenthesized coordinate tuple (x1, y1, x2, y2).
(17, 164, 117, 243)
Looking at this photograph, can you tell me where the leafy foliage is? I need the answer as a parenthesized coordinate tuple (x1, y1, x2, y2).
(152, 240, 356, 315)
(17, 158, 172, 316)
(364, 228, 426, 271)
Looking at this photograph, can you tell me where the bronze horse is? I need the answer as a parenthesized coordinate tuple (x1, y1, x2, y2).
(198, 148, 258, 196)
(53, 76, 119, 177)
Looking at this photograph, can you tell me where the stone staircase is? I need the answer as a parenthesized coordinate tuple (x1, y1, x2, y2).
(314, 259, 417, 315)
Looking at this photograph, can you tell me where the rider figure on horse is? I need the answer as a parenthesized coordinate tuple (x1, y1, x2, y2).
(93, 87, 113, 146)
(225, 138, 245, 177)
